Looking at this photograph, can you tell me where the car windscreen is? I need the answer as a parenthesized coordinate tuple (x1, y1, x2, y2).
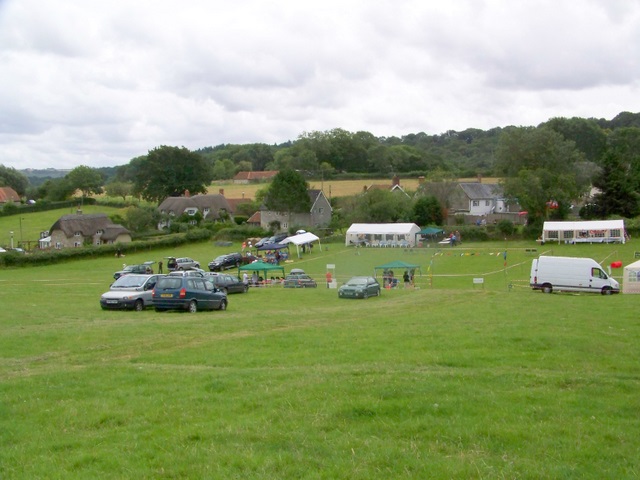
(347, 278, 368, 286)
(156, 277, 183, 289)
(112, 275, 146, 288)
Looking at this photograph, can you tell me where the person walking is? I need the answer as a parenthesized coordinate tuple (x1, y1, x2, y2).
(158, 260, 163, 274)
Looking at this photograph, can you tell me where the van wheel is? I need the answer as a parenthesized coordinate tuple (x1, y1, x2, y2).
(188, 300, 198, 313)
(542, 284, 553, 294)
(602, 287, 612, 295)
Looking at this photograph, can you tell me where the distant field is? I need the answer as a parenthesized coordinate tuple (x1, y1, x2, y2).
(210, 177, 500, 200)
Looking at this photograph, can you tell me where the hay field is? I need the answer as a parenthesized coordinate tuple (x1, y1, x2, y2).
(210, 177, 500, 200)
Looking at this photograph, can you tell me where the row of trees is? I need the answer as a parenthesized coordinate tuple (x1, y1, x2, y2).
(2, 112, 640, 229)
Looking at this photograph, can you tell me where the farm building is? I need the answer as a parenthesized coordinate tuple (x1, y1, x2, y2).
(345, 223, 421, 247)
(542, 220, 626, 244)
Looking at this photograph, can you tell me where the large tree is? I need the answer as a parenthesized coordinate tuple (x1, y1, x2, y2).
(0, 165, 30, 196)
(131, 146, 213, 202)
(496, 126, 586, 223)
(592, 127, 640, 218)
(66, 165, 104, 198)
(265, 169, 311, 227)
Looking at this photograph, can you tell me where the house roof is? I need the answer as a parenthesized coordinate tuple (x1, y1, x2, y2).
(458, 183, 502, 199)
(308, 189, 332, 212)
(247, 211, 261, 224)
(50, 213, 130, 237)
(158, 194, 232, 219)
(225, 198, 252, 214)
(233, 171, 279, 181)
(0, 186, 20, 203)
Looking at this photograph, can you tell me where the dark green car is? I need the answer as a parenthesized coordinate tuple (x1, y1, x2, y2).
(152, 275, 227, 313)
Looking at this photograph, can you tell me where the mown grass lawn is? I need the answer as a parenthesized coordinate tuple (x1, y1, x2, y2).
(1, 239, 639, 479)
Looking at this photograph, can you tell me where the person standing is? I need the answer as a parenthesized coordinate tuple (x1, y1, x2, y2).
(326, 271, 332, 288)
(158, 260, 163, 274)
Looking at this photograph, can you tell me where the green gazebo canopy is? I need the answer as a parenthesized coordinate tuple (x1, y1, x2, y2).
(374, 260, 421, 277)
(238, 260, 285, 278)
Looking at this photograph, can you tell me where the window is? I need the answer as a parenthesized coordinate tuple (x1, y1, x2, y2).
(74, 241, 82, 247)
(547, 230, 559, 239)
(472, 200, 479, 207)
(562, 231, 574, 239)
(591, 268, 607, 279)
(318, 207, 324, 214)
(96, 229, 104, 235)
(611, 229, 621, 238)
(485, 200, 490, 206)
(74, 231, 81, 237)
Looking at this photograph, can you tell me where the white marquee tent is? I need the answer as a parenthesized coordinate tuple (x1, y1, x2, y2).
(623, 259, 640, 294)
(542, 220, 626, 244)
(280, 231, 321, 258)
(345, 223, 421, 247)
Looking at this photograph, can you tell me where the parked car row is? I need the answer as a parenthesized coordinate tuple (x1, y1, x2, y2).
(102, 265, 382, 313)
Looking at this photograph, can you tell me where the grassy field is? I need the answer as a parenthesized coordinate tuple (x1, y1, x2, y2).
(1, 237, 640, 478)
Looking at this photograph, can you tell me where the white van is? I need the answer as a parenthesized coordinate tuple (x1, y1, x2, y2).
(530, 256, 620, 295)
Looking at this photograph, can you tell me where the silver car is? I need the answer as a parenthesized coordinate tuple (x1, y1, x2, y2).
(100, 274, 162, 311)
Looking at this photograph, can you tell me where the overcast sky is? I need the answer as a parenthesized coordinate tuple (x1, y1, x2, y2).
(1, 0, 639, 170)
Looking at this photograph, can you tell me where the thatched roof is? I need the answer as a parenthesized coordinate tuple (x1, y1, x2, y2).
(50, 213, 129, 237)
(158, 194, 231, 219)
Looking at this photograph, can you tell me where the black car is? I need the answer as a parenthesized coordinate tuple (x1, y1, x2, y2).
(152, 275, 227, 313)
(113, 261, 154, 280)
(208, 253, 243, 272)
(204, 272, 249, 294)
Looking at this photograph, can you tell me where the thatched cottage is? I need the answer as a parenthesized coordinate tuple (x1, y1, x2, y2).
(50, 213, 131, 249)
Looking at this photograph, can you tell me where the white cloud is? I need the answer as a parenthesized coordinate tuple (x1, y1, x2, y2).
(1, 0, 639, 169)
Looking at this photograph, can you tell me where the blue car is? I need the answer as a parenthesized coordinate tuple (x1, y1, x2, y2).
(152, 275, 227, 313)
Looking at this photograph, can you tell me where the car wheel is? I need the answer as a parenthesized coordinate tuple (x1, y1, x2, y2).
(243, 285, 249, 293)
(363, 291, 369, 299)
(218, 299, 227, 311)
(188, 300, 198, 313)
(134, 299, 144, 312)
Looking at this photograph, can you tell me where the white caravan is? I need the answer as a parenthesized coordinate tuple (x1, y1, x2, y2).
(530, 256, 620, 295)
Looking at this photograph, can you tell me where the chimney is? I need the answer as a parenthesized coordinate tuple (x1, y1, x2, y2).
(477, 174, 482, 183)
(363, 185, 368, 193)
(418, 176, 425, 184)
(392, 175, 400, 187)
(184, 189, 190, 197)
(219, 188, 224, 195)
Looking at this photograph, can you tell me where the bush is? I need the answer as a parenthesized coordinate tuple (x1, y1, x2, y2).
(497, 220, 516, 236)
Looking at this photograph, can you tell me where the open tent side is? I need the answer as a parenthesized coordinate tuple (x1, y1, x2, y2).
(238, 260, 285, 281)
(280, 232, 321, 258)
(373, 260, 422, 277)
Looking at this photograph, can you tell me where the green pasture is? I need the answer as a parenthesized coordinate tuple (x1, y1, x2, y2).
(1, 238, 640, 479)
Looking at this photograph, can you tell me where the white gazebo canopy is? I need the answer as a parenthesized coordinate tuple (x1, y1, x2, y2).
(280, 231, 321, 258)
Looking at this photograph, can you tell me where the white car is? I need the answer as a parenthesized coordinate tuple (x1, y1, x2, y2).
(100, 274, 162, 311)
